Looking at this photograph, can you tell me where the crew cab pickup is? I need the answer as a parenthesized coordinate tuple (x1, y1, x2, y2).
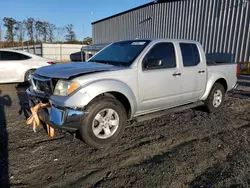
(27, 39, 238, 148)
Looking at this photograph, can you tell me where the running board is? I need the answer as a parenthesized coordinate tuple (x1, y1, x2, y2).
(134, 101, 204, 123)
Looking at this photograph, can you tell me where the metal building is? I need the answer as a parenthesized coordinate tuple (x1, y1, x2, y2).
(91, 0, 250, 64)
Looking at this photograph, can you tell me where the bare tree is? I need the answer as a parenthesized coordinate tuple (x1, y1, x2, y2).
(41, 21, 49, 42)
(35, 20, 43, 42)
(65, 24, 76, 42)
(0, 17, 3, 45)
(3, 17, 17, 42)
(48, 23, 56, 43)
(56, 27, 65, 42)
(25, 18, 35, 42)
(36, 21, 55, 43)
(2, 17, 79, 44)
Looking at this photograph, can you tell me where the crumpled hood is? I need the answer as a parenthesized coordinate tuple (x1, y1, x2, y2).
(35, 62, 124, 79)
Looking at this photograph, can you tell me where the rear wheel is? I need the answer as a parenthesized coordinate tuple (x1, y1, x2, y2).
(205, 83, 225, 113)
(80, 97, 127, 148)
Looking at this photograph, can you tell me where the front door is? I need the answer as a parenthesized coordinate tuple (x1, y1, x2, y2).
(137, 42, 183, 114)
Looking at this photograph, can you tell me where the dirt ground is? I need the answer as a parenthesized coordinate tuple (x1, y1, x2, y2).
(1, 76, 250, 188)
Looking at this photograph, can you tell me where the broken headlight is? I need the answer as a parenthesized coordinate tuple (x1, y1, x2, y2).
(54, 80, 80, 96)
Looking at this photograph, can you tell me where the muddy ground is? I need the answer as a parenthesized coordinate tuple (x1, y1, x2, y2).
(1, 76, 250, 188)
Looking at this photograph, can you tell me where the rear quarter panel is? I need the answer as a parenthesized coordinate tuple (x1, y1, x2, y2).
(31, 58, 50, 68)
(200, 63, 237, 100)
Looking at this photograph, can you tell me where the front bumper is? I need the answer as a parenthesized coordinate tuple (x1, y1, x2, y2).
(27, 88, 85, 132)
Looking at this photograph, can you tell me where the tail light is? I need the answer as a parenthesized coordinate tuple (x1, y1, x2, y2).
(47, 61, 56, 65)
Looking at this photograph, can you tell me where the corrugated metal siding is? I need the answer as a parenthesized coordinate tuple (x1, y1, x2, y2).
(92, 0, 250, 63)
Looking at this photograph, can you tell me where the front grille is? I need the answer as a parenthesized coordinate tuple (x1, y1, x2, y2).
(36, 80, 53, 96)
(30, 74, 55, 96)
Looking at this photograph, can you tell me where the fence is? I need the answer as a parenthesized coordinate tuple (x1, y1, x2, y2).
(1, 43, 85, 62)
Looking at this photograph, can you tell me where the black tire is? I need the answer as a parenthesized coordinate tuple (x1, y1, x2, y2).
(205, 83, 225, 113)
(80, 97, 127, 149)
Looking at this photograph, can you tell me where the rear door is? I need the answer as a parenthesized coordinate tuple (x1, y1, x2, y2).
(178, 43, 206, 102)
(0, 51, 31, 83)
(137, 42, 183, 114)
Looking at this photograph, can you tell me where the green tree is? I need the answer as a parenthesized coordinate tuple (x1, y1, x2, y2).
(65, 24, 76, 42)
(3, 17, 17, 42)
(36, 21, 50, 42)
(25, 18, 35, 42)
(15, 20, 26, 45)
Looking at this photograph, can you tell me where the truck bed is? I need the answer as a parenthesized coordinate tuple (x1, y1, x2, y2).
(206, 60, 236, 66)
(207, 60, 237, 91)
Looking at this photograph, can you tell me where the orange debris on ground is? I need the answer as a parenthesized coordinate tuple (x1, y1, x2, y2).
(26, 103, 55, 137)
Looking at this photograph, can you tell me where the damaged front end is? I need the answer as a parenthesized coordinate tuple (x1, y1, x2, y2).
(27, 74, 85, 132)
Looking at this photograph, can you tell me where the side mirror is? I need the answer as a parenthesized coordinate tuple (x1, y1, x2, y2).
(144, 59, 163, 69)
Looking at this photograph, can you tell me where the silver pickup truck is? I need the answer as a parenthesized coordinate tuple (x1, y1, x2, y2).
(27, 39, 238, 148)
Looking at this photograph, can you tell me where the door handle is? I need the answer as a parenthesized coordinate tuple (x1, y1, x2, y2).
(198, 70, 205, 74)
(173, 73, 181, 76)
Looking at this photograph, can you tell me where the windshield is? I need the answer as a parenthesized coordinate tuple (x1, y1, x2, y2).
(89, 40, 150, 66)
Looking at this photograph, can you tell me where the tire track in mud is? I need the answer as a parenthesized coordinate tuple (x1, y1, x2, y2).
(8, 136, 65, 151)
(45, 168, 108, 188)
(188, 150, 250, 188)
(2, 82, 250, 187)
(87, 120, 250, 188)
(54, 120, 250, 187)
(47, 102, 250, 187)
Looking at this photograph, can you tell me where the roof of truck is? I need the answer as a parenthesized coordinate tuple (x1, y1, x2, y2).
(134, 38, 198, 43)
(82, 38, 200, 52)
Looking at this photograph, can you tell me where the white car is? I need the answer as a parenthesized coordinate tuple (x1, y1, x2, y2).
(0, 49, 55, 84)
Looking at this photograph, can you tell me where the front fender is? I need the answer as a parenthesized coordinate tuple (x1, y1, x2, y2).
(200, 72, 227, 101)
(51, 79, 137, 118)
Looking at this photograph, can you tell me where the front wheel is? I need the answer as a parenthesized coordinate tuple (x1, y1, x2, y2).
(205, 83, 225, 113)
(80, 97, 127, 149)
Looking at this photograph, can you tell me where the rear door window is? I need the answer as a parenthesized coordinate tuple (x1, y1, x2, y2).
(180, 43, 200, 67)
(0, 51, 31, 61)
